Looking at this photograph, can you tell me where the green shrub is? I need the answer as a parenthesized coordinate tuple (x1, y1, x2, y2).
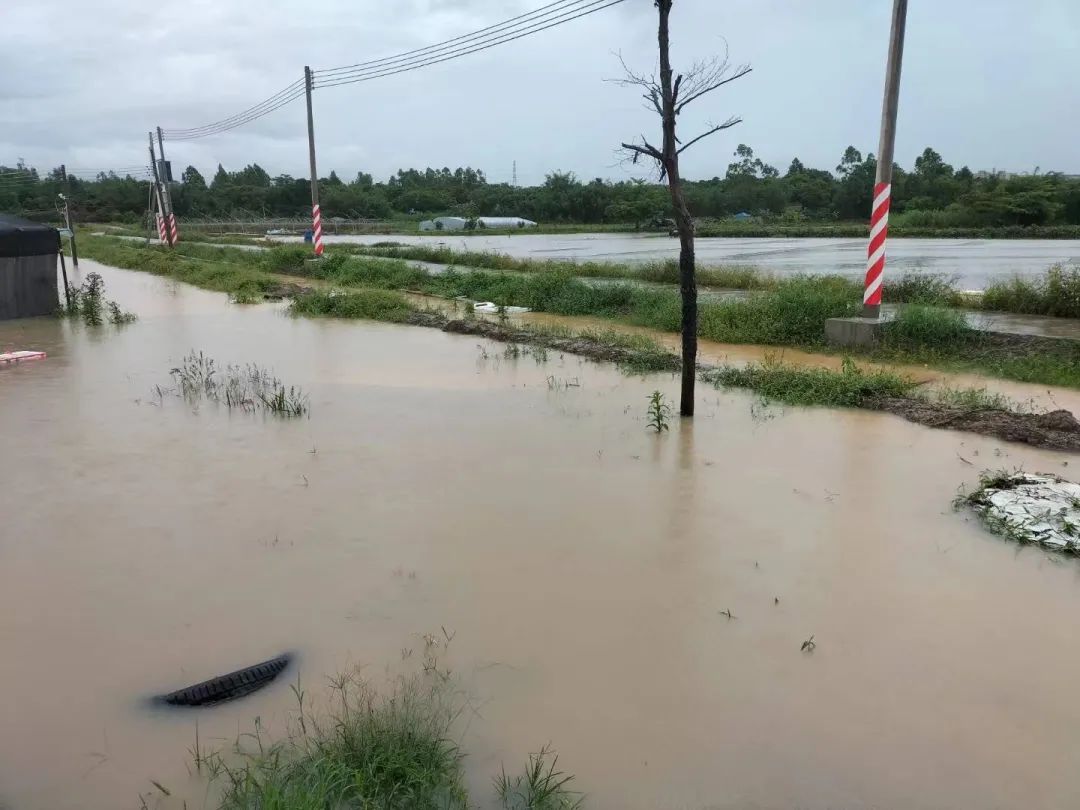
(981, 265, 1080, 318)
(290, 289, 415, 322)
(882, 305, 975, 349)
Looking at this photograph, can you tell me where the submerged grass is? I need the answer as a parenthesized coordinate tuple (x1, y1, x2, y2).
(704, 355, 918, 408)
(198, 637, 581, 810)
(168, 351, 309, 417)
(289, 288, 416, 322)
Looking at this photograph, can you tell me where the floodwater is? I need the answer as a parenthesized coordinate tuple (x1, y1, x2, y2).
(313, 232, 1080, 290)
(4, 262, 1080, 810)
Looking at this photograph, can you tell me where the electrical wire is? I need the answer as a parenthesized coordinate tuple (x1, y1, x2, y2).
(317, 0, 590, 76)
(314, 0, 627, 89)
(156, 0, 625, 140)
(161, 79, 306, 140)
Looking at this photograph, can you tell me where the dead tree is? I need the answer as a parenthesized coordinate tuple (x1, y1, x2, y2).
(615, 1, 750, 417)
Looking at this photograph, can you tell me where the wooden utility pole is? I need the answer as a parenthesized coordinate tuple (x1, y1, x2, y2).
(59, 163, 79, 269)
(863, 0, 908, 318)
(303, 66, 324, 256)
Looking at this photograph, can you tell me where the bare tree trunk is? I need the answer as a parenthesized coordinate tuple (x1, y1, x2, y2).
(656, 0, 696, 417)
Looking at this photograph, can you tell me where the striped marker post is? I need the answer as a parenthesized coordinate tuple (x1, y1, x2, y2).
(156, 213, 168, 245)
(312, 203, 324, 256)
(862, 182, 891, 309)
(167, 212, 179, 245)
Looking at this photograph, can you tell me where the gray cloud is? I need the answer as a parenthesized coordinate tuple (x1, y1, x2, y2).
(2, 0, 1077, 183)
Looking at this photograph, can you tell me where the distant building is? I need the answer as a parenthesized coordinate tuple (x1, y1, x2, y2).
(419, 216, 538, 231)
(732, 211, 753, 221)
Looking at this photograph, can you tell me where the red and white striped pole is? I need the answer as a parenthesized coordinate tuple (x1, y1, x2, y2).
(303, 66, 324, 258)
(863, 182, 891, 309)
(862, 0, 907, 318)
(156, 211, 168, 245)
(167, 212, 179, 246)
(311, 203, 324, 256)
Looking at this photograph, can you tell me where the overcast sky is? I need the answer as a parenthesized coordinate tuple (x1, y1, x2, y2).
(2, 0, 1077, 184)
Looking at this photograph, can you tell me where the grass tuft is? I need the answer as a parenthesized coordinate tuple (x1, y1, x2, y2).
(703, 355, 917, 408)
(289, 289, 415, 322)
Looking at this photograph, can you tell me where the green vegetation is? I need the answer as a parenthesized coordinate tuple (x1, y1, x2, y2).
(167, 351, 309, 417)
(646, 390, 672, 432)
(290, 288, 415, 322)
(496, 746, 584, 810)
(982, 264, 1080, 318)
(7, 143, 1080, 233)
(704, 356, 917, 408)
(82, 236, 1080, 388)
(192, 636, 581, 810)
(61, 271, 137, 325)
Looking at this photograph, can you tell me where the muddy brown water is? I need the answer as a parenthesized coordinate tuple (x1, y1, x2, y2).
(3, 261, 1080, 810)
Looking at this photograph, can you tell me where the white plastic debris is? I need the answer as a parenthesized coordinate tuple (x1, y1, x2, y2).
(473, 302, 530, 314)
(970, 473, 1080, 552)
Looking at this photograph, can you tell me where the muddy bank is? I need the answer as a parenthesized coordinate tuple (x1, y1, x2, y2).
(426, 316, 1080, 451)
(873, 399, 1080, 451)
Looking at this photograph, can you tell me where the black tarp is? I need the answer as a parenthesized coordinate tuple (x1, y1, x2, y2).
(0, 214, 60, 258)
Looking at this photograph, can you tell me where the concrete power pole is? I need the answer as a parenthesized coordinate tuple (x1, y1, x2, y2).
(59, 163, 79, 269)
(148, 134, 169, 246)
(862, 0, 908, 319)
(156, 127, 178, 245)
(303, 66, 324, 257)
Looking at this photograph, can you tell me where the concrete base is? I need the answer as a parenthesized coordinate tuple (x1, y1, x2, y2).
(825, 316, 884, 348)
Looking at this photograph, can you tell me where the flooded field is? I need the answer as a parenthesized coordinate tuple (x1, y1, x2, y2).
(312, 232, 1080, 290)
(5, 261, 1080, 810)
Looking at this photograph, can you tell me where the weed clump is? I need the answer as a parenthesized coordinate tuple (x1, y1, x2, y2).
(981, 265, 1080, 318)
(167, 351, 308, 417)
(703, 355, 917, 408)
(881, 305, 975, 350)
(289, 289, 415, 322)
(62, 272, 136, 325)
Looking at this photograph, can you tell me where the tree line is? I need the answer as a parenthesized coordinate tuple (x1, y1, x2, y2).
(2, 146, 1078, 228)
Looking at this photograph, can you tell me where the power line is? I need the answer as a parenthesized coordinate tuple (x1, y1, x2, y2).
(162, 79, 306, 141)
(157, 0, 625, 141)
(314, 0, 628, 89)
(317, 0, 590, 76)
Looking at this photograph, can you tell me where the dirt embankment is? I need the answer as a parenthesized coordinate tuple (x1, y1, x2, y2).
(427, 316, 1080, 451)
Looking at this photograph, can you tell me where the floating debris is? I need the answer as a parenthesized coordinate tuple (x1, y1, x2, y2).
(0, 350, 46, 364)
(958, 471, 1080, 552)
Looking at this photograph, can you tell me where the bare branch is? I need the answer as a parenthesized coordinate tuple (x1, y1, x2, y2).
(676, 117, 743, 155)
(675, 65, 752, 113)
(671, 74, 683, 108)
(620, 140, 663, 162)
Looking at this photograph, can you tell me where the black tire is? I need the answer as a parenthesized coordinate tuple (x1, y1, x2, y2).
(157, 653, 292, 707)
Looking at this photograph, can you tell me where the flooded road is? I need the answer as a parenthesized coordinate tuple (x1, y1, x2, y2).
(312, 232, 1080, 290)
(3, 262, 1080, 810)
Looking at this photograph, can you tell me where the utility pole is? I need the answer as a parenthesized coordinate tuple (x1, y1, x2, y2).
(156, 126, 179, 245)
(512, 160, 517, 187)
(862, 0, 908, 318)
(148, 134, 169, 246)
(304, 66, 324, 257)
(59, 163, 79, 269)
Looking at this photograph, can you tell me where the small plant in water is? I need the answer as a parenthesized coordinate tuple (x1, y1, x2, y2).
(497, 303, 510, 326)
(647, 390, 671, 433)
(63, 272, 136, 326)
(495, 745, 583, 810)
(166, 351, 309, 418)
